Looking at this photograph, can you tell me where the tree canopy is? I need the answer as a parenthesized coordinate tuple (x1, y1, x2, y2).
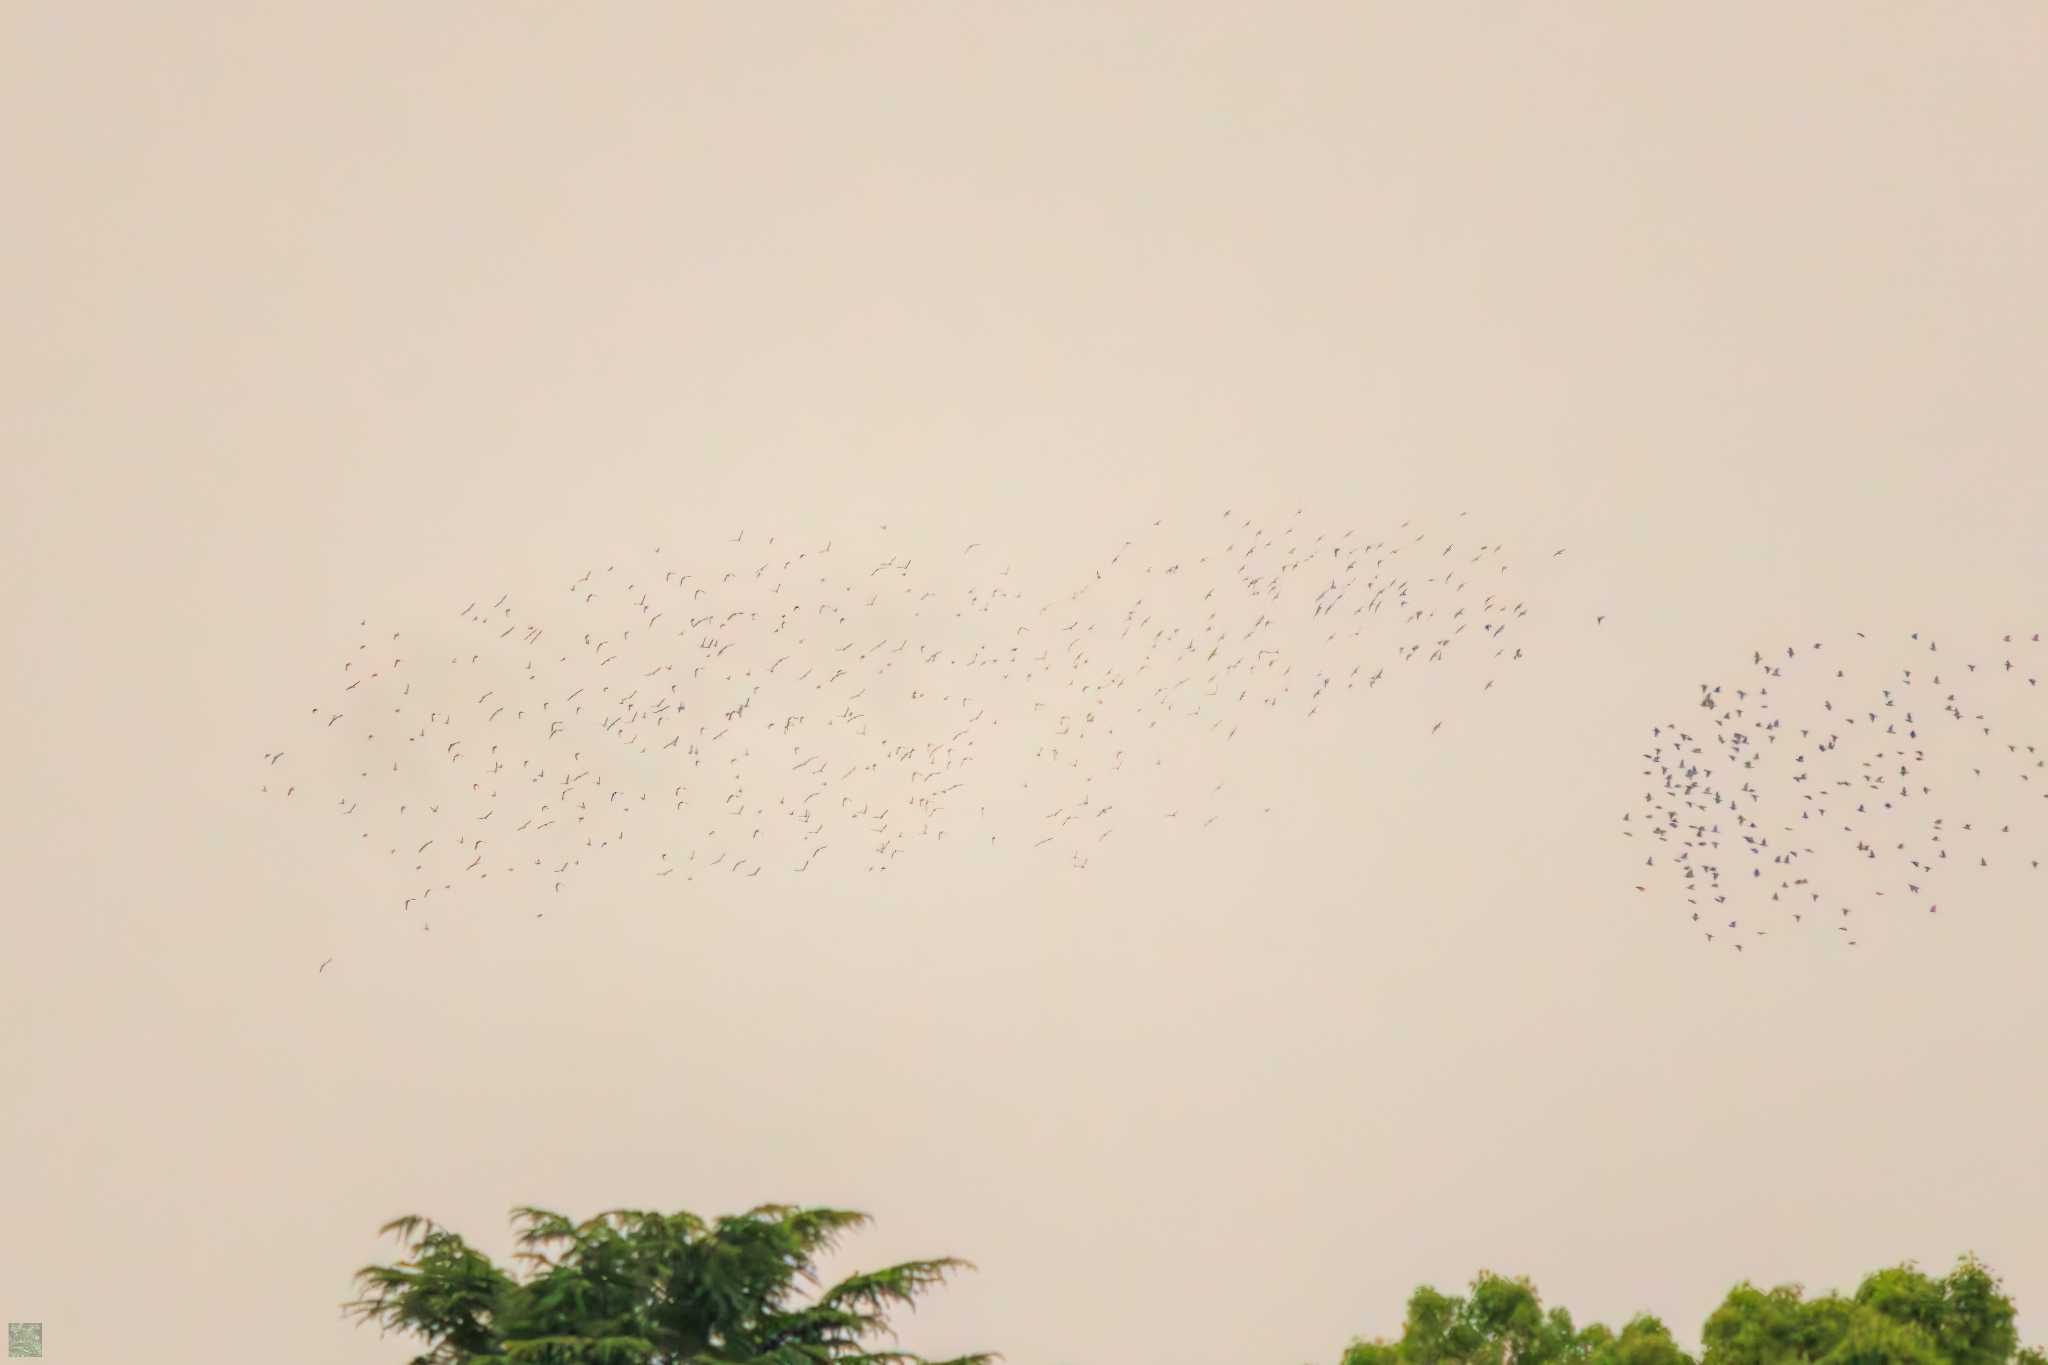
(349, 1215, 2042, 1365)
(344, 1202, 996, 1365)
(1333, 1256, 2043, 1365)
(1336, 1271, 1691, 1365)
(1701, 1255, 2044, 1365)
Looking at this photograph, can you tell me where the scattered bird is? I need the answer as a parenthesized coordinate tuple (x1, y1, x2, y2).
(268, 510, 1555, 920)
(1629, 628, 2044, 953)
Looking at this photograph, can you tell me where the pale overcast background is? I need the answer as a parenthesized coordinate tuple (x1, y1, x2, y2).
(5, 6, 2048, 1365)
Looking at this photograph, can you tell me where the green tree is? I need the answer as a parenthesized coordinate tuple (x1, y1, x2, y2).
(1699, 1254, 2036, 1365)
(1592, 1315, 1695, 1365)
(1701, 1282, 1842, 1365)
(1339, 1272, 1689, 1365)
(1334, 1257, 2039, 1365)
(344, 1203, 997, 1365)
(1812, 1309, 1944, 1365)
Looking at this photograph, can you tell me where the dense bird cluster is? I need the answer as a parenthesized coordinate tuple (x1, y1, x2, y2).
(264, 509, 1543, 930)
(1625, 631, 2046, 951)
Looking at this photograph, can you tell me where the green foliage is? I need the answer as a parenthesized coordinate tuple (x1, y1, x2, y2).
(1335, 1256, 2037, 1365)
(1701, 1255, 2029, 1365)
(1702, 1282, 1832, 1365)
(1593, 1315, 1694, 1365)
(1341, 1272, 1648, 1365)
(344, 1203, 996, 1365)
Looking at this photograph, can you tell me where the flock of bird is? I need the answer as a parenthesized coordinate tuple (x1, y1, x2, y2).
(263, 509, 1539, 936)
(1626, 630, 2047, 951)
(266, 507, 2048, 963)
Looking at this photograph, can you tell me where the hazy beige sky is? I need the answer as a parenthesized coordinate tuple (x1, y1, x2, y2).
(6, 6, 2048, 1364)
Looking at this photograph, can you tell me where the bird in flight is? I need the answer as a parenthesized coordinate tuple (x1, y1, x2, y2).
(277, 506, 1554, 920)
